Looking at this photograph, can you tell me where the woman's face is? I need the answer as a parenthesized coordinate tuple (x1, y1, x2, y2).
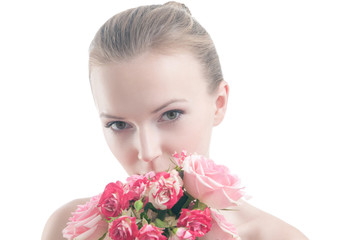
(91, 51, 228, 175)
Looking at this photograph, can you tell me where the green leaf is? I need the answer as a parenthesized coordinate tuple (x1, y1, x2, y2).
(155, 218, 167, 228)
(171, 193, 189, 215)
(134, 199, 144, 212)
(106, 216, 118, 223)
(141, 218, 148, 226)
(182, 192, 195, 210)
(197, 201, 208, 211)
(140, 211, 151, 223)
(157, 209, 167, 221)
(163, 227, 171, 238)
(178, 170, 184, 178)
(144, 202, 157, 212)
(167, 209, 175, 216)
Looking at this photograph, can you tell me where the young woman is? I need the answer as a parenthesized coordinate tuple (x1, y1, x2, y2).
(42, 2, 308, 239)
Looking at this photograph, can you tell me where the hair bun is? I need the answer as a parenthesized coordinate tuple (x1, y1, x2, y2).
(164, 1, 192, 15)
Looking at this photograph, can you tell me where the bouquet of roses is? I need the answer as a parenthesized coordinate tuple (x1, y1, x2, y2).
(63, 152, 247, 240)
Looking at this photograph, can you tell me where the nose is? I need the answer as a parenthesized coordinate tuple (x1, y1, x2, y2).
(136, 126, 162, 162)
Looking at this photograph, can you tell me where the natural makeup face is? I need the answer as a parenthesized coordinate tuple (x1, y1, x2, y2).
(90, 51, 228, 175)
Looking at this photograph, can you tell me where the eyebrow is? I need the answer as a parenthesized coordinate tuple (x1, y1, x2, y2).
(151, 99, 187, 114)
(99, 112, 125, 120)
(99, 99, 187, 119)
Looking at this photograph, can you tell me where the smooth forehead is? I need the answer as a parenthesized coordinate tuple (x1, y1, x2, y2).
(90, 50, 207, 86)
(90, 50, 211, 111)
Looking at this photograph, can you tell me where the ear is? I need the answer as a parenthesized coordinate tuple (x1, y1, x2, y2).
(213, 81, 229, 126)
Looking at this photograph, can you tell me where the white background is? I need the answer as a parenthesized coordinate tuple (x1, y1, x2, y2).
(0, 0, 360, 239)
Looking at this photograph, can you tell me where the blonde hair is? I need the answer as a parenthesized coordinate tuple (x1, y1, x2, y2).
(89, 1, 223, 93)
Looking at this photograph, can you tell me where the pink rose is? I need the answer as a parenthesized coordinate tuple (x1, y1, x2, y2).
(136, 224, 167, 240)
(125, 174, 149, 201)
(147, 170, 183, 210)
(177, 208, 212, 237)
(206, 209, 241, 240)
(182, 155, 245, 209)
(108, 216, 138, 240)
(98, 181, 130, 220)
(172, 150, 190, 167)
(144, 171, 156, 179)
(169, 227, 195, 240)
(62, 194, 108, 240)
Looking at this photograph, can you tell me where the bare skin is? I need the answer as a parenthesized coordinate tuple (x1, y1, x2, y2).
(42, 51, 308, 239)
(42, 198, 89, 240)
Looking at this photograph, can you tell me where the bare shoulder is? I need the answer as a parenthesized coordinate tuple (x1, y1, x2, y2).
(41, 198, 90, 240)
(221, 200, 308, 240)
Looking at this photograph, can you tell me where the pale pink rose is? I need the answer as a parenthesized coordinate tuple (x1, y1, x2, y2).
(169, 227, 196, 240)
(136, 224, 167, 240)
(147, 170, 183, 210)
(182, 155, 245, 209)
(205, 209, 241, 240)
(62, 194, 108, 240)
(144, 171, 156, 179)
(172, 150, 190, 167)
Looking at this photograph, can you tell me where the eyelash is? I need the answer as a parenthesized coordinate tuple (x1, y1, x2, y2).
(104, 109, 184, 131)
(159, 109, 184, 123)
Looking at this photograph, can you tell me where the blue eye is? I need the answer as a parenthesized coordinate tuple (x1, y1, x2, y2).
(160, 110, 183, 122)
(105, 121, 131, 131)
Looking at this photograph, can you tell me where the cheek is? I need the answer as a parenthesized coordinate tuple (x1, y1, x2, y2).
(187, 108, 214, 152)
(162, 113, 213, 155)
(103, 130, 136, 167)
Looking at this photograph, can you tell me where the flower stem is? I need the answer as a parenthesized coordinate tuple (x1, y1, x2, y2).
(182, 192, 195, 209)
